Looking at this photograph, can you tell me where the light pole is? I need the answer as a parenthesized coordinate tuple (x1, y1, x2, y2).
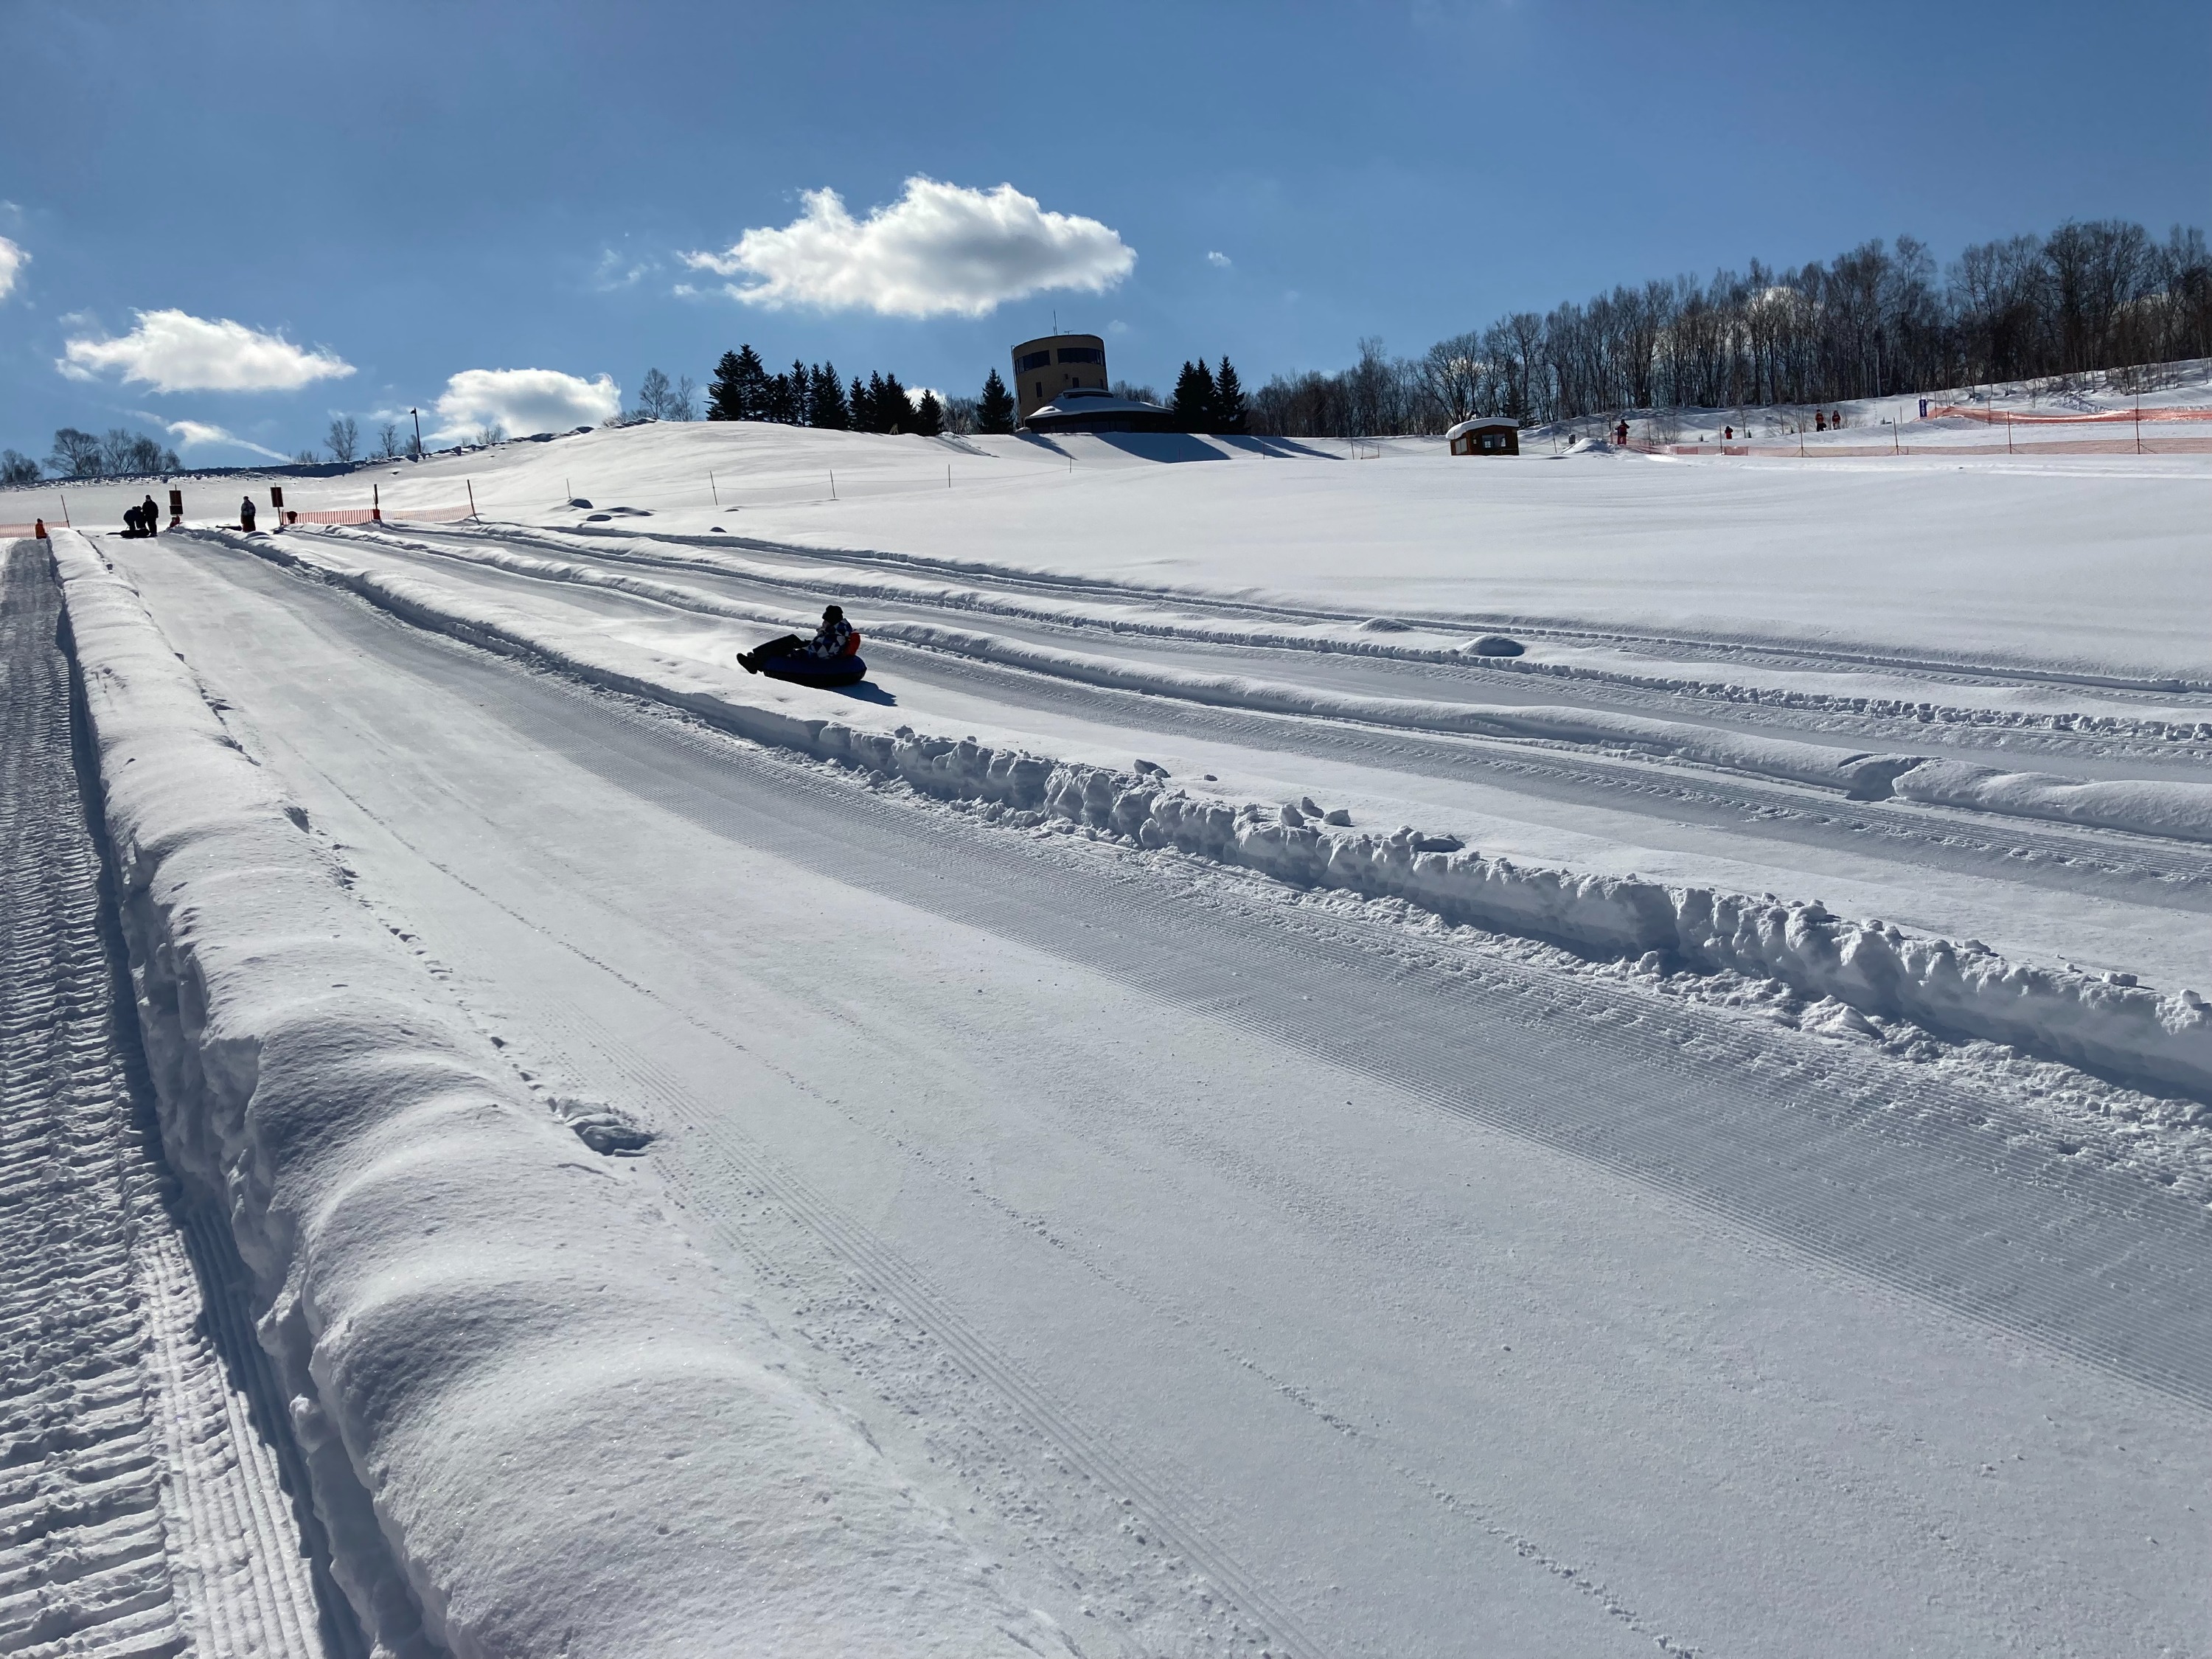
(409, 408, 422, 458)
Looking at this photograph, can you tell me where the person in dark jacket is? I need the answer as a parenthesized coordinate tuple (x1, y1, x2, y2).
(240, 495, 257, 532)
(141, 494, 161, 534)
(739, 605, 852, 674)
(122, 505, 143, 537)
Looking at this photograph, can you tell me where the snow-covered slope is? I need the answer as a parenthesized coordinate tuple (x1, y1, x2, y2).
(13, 406, 2210, 681)
(25, 416, 2212, 1655)
(51, 528, 1065, 1658)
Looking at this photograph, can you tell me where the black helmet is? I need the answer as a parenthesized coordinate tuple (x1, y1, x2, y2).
(823, 604, 844, 620)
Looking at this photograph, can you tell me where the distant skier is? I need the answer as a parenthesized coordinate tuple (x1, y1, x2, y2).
(739, 605, 853, 675)
(239, 495, 257, 532)
(142, 493, 161, 534)
(1613, 419, 1629, 446)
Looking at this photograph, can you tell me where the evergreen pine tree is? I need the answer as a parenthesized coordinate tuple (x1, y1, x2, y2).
(1171, 359, 1219, 431)
(880, 373, 913, 434)
(708, 351, 745, 421)
(913, 390, 945, 438)
(849, 375, 872, 432)
(789, 361, 812, 425)
(978, 368, 1016, 434)
(810, 363, 850, 430)
(1214, 357, 1249, 434)
(732, 345, 767, 420)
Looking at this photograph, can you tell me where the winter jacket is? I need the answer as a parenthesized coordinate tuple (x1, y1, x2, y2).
(801, 617, 854, 658)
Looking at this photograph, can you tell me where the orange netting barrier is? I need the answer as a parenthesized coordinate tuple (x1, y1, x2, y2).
(1924, 403, 2212, 425)
(0, 524, 49, 538)
(285, 503, 477, 526)
(1639, 434, 2212, 458)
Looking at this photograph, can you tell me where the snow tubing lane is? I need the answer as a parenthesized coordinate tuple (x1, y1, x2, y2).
(145, 539, 2212, 1416)
(50, 530, 1061, 1659)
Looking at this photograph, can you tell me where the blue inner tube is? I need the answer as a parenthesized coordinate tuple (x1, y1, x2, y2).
(760, 654, 868, 687)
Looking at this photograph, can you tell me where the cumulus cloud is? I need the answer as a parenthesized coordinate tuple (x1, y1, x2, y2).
(0, 237, 26, 300)
(682, 175, 1134, 318)
(1206, 250, 1232, 268)
(430, 367, 620, 440)
(165, 419, 289, 461)
(60, 309, 354, 392)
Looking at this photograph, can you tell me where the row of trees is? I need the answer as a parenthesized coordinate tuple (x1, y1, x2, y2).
(4, 426, 184, 484)
(1169, 358, 1250, 432)
(1248, 218, 2212, 437)
(703, 347, 951, 435)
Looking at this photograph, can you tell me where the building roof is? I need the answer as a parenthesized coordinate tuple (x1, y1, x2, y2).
(1445, 416, 1519, 440)
(1021, 387, 1180, 431)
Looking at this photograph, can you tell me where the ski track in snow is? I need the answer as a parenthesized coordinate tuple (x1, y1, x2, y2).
(92, 531, 2212, 1656)
(0, 542, 348, 1659)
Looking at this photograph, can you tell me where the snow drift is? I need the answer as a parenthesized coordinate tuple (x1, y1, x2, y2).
(50, 529, 1061, 1659)
(223, 529, 2212, 1103)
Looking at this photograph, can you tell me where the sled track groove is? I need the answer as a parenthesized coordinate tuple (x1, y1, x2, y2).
(170, 540, 2212, 1416)
(337, 527, 2212, 894)
(263, 753, 1335, 1659)
(0, 542, 352, 1659)
(543, 521, 2212, 703)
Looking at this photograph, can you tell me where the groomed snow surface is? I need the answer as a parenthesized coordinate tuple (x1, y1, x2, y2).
(10, 420, 2211, 1656)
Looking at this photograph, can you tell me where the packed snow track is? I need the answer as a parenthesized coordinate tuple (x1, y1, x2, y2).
(0, 543, 358, 1659)
(50, 527, 2209, 1658)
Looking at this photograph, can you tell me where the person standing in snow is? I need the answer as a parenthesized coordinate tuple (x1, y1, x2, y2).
(1613, 419, 1629, 446)
(738, 605, 853, 674)
(142, 493, 161, 534)
(240, 495, 257, 532)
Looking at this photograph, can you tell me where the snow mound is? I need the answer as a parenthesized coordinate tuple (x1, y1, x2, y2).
(51, 530, 1062, 1659)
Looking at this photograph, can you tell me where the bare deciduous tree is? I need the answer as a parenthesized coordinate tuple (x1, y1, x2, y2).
(1248, 215, 2211, 438)
(632, 367, 672, 421)
(376, 421, 402, 460)
(327, 414, 360, 465)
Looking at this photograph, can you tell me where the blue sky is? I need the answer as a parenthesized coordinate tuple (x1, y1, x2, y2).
(1, 1, 2205, 464)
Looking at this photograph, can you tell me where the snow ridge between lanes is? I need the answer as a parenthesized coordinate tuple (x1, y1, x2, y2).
(328, 527, 2212, 843)
(49, 530, 1068, 1659)
(228, 528, 2212, 1104)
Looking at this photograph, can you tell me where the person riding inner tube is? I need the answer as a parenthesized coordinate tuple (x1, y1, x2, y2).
(738, 605, 866, 684)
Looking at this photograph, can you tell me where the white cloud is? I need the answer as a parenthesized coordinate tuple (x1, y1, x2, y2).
(60, 309, 354, 392)
(1206, 250, 1232, 268)
(165, 419, 289, 461)
(430, 367, 620, 440)
(0, 237, 26, 300)
(682, 175, 1134, 319)
(591, 247, 658, 291)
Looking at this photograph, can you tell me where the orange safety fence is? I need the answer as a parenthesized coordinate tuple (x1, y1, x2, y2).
(286, 502, 476, 525)
(1638, 434, 2212, 458)
(1, 524, 49, 538)
(1924, 403, 2212, 424)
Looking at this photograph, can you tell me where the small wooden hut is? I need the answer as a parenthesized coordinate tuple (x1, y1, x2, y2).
(1447, 417, 1519, 456)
